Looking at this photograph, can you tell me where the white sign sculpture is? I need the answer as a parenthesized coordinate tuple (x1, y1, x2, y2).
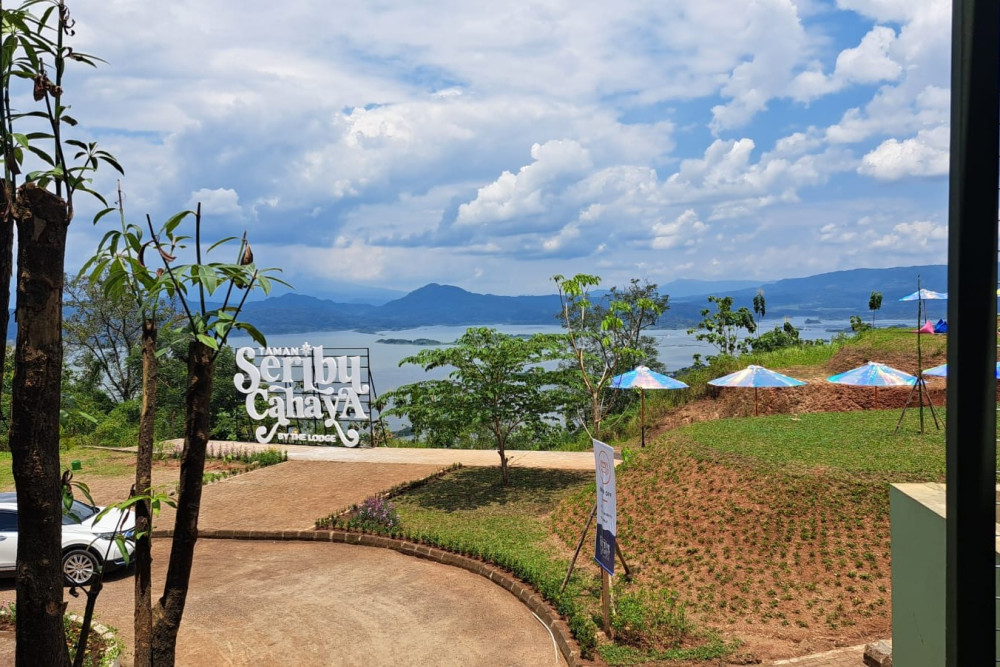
(233, 344, 370, 446)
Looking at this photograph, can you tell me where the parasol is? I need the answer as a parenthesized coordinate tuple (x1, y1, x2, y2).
(610, 366, 689, 447)
(826, 361, 916, 408)
(707, 365, 806, 416)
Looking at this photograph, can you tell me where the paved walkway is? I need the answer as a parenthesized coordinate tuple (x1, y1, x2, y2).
(193, 439, 603, 469)
(770, 643, 868, 666)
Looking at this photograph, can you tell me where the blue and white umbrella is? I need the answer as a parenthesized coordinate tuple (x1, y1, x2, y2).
(900, 288, 947, 326)
(826, 361, 916, 408)
(707, 365, 806, 416)
(899, 289, 948, 301)
(923, 362, 1000, 379)
(610, 366, 689, 447)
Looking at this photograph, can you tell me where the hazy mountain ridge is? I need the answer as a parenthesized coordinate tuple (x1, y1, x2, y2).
(9, 265, 950, 341)
(235, 264, 954, 334)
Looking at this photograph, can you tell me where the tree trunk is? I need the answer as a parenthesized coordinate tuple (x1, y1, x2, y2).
(0, 187, 14, 426)
(133, 318, 157, 667)
(9, 184, 70, 666)
(150, 340, 213, 666)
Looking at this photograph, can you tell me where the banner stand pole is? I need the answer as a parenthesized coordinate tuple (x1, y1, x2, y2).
(602, 569, 613, 638)
(560, 503, 596, 593)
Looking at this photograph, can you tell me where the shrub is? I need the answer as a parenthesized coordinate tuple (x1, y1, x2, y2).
(352, 496, 400, 531)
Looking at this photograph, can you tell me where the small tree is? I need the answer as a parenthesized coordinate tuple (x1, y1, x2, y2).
(868, 290, 883, 328)
(552, 274, 666, 437)
(752, 290, 766, 338)
(380, 327, 568, 485)
(687, 295, 757, 358)
(143, 206, 286, 664)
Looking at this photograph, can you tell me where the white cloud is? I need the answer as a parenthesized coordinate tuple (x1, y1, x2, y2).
(456, 140, 592, 226)
(858, 126, 949, 180)
(39, 0, 957, 294)
(651, 210, 708, 249)
(187, 188, 243, 217)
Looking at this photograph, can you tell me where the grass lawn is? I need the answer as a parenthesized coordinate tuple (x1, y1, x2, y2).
(683, 408, 946, 478)
(0, 448, 139, 491)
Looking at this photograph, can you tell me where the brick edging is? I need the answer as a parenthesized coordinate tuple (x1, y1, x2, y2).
(151, 528, 584, 666)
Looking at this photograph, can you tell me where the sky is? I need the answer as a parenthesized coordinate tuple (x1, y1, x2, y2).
(48, 0, 953, 298)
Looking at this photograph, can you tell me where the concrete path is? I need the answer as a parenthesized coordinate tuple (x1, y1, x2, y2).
(771, 643, 867, 666)
(0, 460, 568, 667)
(200, 440, 602, 469)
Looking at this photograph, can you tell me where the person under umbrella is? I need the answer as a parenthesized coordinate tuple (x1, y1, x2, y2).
(707, 365, 807, 416)
(610, 365, 689, 447)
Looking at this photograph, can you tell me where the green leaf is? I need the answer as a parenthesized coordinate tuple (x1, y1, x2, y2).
(196, 334, 220, 350)
(163, 210, 194, 235)
(92, 207, 116, 225)
(235, 322, 267, 347)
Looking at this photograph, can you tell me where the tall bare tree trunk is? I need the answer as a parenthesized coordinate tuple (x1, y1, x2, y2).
(9, 184, 70, 666)
(133, 318, 157, 666)
(150, 340, 213, 666)
(0, 190, 14, 424)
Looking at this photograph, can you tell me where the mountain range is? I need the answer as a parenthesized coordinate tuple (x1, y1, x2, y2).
(4, 264, 948, 341)
(236, 264, 952, 334)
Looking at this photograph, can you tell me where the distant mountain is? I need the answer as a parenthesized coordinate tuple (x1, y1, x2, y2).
(15, 264, 960, 342)
(234, 265, 957, 334)
(673, 265, 950, 320)
(660, 278, 763, 298)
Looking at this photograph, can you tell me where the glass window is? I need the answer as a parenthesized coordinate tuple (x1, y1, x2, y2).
(0, 510, 17, 532)
(62, 500, 98, 525)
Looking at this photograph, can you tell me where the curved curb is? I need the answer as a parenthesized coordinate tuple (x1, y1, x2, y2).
(151, 528, 584, 666)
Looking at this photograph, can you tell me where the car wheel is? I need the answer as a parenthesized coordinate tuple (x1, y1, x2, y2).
(62, 549, 100, 586)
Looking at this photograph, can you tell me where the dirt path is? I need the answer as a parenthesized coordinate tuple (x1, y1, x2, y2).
(0, 461, 567, 666)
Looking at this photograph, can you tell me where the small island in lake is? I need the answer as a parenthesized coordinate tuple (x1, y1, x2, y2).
(376, 338, 446, 345)
(804, 318, 821, 324)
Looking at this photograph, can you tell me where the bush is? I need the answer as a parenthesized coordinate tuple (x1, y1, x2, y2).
(352, 496, 400, 531)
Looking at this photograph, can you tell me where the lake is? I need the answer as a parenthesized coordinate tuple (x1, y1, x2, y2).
(227, 316, 913, 399)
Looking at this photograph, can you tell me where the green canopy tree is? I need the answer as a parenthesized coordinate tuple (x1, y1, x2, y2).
(553, 274, 667, 438)
(687, 295, 757, 359)
(380, 327, 569, 485)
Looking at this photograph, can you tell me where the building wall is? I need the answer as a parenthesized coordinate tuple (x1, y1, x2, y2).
(891, 483, 947, 667)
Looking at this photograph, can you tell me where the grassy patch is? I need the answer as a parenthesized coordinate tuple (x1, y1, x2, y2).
(680, 408, 946, 479)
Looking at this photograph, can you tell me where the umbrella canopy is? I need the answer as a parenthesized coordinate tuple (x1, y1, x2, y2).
(610, 365, 689, 390)
(899, 289, 948, 301)
(707, 365, 806, 416)
(923, 362, 1000, 379)
(827, 361, 916, 409)
(610, 366, 688, 447)
(827, 361, 917, 386)
(708, 365, 807, 388)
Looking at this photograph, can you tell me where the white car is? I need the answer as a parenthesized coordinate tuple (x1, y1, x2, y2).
(0, 492, 136, 586)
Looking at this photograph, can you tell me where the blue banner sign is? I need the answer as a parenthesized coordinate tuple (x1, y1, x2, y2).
(593, 438, 617, 575)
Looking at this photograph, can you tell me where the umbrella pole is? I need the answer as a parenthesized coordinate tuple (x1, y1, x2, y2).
(640, 388, 646, 448)
(916, 275, 925, 433)
(754, 387, 759, 416)
(874, 386, 878, 409)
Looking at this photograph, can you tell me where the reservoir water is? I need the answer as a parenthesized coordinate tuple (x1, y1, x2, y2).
(228, 316, 913, 399)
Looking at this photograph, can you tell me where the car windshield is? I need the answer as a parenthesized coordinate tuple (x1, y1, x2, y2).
(62, 500, 99, 525)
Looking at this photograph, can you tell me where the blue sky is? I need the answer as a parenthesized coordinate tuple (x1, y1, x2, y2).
(55, 0, 951, 298)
